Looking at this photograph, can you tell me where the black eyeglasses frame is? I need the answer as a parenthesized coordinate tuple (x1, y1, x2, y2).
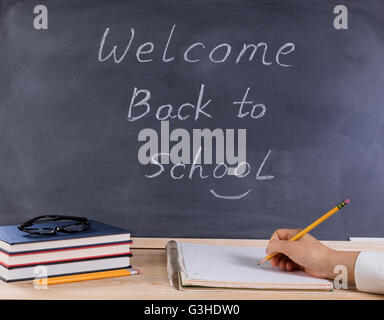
(18, 215, 91, 235)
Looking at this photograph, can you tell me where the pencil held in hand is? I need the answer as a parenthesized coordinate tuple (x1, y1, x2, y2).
(257, 199, 350, 265)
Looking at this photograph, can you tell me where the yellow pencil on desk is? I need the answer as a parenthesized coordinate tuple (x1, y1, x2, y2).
(257, 198, 350, 265)
(33, 268, 139, 286)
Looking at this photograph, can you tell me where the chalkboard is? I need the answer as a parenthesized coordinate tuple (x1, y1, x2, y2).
(1, 0, 383, 240)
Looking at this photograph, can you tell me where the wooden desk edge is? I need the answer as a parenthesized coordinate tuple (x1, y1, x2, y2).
(131, 237, 384, 251)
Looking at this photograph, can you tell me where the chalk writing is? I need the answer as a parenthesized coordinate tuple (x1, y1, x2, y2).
(96, 22, 295, 199)
(98, 25, 295, 67)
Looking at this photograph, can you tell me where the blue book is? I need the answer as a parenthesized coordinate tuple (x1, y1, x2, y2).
(0, 220, 132, 254)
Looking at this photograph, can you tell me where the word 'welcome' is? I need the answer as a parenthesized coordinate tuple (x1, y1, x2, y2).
(98, 25, 295, 67)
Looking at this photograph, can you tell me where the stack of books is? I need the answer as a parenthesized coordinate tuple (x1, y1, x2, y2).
(0, 220, 134, 282)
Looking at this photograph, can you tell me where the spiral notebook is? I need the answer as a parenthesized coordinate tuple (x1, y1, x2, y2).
(169, 242, 333, 291)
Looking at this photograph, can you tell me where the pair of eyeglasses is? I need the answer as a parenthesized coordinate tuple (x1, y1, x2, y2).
(18, 215, 91, 235)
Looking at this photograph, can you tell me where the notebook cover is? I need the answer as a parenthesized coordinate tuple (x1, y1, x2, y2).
(0, 220, 131, 245)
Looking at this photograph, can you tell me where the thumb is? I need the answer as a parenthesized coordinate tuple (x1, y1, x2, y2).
(266, 239, 298, 258)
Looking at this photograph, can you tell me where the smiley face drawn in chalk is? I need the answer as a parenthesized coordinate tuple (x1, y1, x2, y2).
(209, 150, 274, 200)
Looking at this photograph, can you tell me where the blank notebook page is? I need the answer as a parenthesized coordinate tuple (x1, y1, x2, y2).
(178, 243, 333, 290)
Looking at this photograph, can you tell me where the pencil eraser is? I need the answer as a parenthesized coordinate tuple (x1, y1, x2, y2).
(344, 198, 350, 205)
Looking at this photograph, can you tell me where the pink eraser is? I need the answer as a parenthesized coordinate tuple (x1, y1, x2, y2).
(344, 198, 350, 205)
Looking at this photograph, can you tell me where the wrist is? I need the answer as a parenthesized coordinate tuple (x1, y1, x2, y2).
(324, 249, 339, 279)
(327, 250, 360, 284)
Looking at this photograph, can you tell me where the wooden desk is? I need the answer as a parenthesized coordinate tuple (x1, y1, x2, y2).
(0, 238, 383, 300)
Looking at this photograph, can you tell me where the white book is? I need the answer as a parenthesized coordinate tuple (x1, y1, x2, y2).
(349, 237, 384, 242)
(177, 242, 333, 291)
(0, 256, 131, 282)
(0, 243, 131, 267)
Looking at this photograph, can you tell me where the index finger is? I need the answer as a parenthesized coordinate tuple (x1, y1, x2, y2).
(270, 229, 302, 241)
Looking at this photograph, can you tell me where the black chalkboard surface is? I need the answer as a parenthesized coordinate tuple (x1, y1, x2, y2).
(0, 0, 383, 239)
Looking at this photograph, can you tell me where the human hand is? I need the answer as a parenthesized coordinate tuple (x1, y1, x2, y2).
(266, 229, 359, 282)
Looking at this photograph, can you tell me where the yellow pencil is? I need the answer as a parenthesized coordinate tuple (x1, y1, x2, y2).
(257, 198, 350, 265)
(33, 268, 139, 286)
